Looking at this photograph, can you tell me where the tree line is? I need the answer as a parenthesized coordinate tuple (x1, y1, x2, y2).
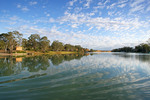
(0, 31, 88, 53)
(112, 39, 150, 53)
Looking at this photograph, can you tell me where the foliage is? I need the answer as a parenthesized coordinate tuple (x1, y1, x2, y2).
(89, 49, 94, 52)
(0, 31, 86, 53)
(112, 39, 150, 53)
(40, 36, 50, 52)
(0, 31, 22, 53)
(51, 40, 64, 51)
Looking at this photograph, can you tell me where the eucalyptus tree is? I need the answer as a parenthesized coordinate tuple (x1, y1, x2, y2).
(0, 33, 9, 52)
(22, 38, 28, 50)
(51, 40, 64, 51)
(64, 44, 72, 51)
(40, 36, 50, 52)
(0, 31, 22, 53)
(28, 34, 40, 51)
(75, 45, 83, 52)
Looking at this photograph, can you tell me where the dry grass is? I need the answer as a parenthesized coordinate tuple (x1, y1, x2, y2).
(48, 51, 77, 55)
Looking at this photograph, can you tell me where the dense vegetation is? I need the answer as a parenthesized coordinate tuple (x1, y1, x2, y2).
(112, 39, 150, 53)
(0, 31, 88, 53)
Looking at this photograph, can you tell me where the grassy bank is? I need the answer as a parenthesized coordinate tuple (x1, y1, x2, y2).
(0, 51, 78, 56)
(47, 51, 77, 55)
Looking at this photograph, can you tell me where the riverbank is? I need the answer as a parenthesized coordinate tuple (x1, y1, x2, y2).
(0, 51, 78, 56)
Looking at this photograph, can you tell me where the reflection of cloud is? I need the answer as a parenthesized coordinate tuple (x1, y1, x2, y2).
(46, 53, 150, 83)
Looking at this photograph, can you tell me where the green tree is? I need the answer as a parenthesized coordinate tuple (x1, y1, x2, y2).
(75, 45, 83, 52)
(28, 34, 40, 51)
(22, 38, 28, 50)
(0, 33, 9, 52)
(7, 32, 17, 53)
(51, 40, 64, 51)
(0, 31, 23, 53)
(40, 36, 50, 52)
(90, 49, 94, 52)
(135, 44, 150, 53)
(13, 31, 23, 46)
(64, 44, 72, 51)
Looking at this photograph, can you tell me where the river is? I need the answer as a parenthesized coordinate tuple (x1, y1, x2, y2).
(0, 52, 150, 100)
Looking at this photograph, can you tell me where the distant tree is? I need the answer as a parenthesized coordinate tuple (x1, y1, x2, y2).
(0, 31, 22, 53)
(28, 34, 40, 51)
(51, 40, 64, 51)
(0, 33, 9, 52)
(0, 40, 5, 50)
(135, 43, 150, 53)
(7, 32, 18, 53)
(22, 38, 28, 50)
(75, 45, 83, 52)
(12, 31, 23, 46)
(64, 44, 72, 51)
(90, 49, 94, 52)
(112, 46, 134, 52)
(40, 36, 50, 52)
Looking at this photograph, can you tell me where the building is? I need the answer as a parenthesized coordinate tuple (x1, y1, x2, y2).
(16, 46, 23, 51)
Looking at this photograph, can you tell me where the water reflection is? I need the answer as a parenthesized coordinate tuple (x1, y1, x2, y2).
(112, 52, 150, 63)
(0, 53, 150, 100)
(0, 54, 85, 76)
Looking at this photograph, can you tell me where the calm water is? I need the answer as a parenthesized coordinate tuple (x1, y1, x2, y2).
(0, 53, 150, 100)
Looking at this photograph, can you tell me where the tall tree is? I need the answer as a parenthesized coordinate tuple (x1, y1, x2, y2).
(0, 31, 22, 53)
(28, 34, 40, 51)
(40, 36, 50, 52)
(22, 38, 28, 50)
(64, 44, 72, 51)
(0, 33, 9, 52)
(51, 40, 64, 51)
(75, 45, 83, 52)
(7, 32, 17, 53)
(12, 31, 23, 46)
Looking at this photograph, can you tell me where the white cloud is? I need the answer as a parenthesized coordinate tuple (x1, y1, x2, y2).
(29, 1, 37, 5)
(9, 16, 19, 21)
(84, 0, 92, 8)
(46, 14, 50, 17)
(107, 3, 117, 9)
(129, 0, 145, 14)
(21, 7, 29, 12)
(16, 4, 29, 12)
(17, 4, 21, 8)
(129, 4, 144, 13)
(130, 0, 145, 7)
(118, 3, 126, 8)
(146, 6, 150, 11)
(69, 0, 77, 6)
(71, 24, 78, 28)
(49, 18, 55, 22)
(58, 11, 147, 31)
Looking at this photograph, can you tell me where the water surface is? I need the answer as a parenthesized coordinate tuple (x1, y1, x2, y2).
(0, 53, 150, 100)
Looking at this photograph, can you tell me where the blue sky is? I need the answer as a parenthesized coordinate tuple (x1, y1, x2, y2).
(0, 0, 150, 50)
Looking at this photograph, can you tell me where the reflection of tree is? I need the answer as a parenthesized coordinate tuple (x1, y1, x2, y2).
(0, 54, 86, 76)
(0, 57, 21, 76)
(0, 55, 51, 76)
(51, 54, 85, 65)
(21, 55, 50, 72)
(51, 55, 64, 65)
(136, 55, 150, 63)
(112, 53, 150, 63)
